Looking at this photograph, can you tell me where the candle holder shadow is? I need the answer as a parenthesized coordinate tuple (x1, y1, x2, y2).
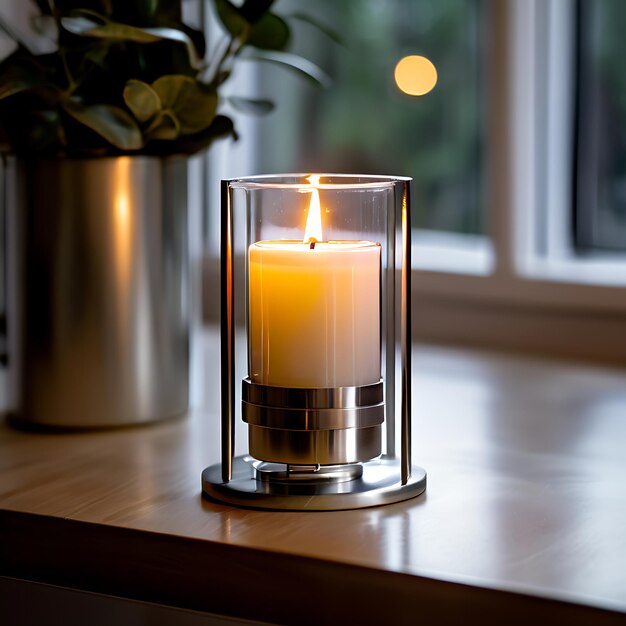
(202, 174, 426, 511)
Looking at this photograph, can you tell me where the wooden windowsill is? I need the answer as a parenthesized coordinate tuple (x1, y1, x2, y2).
(1, 332, 625, 624)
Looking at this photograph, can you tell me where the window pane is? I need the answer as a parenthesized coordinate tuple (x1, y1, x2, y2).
(252, 0, 486, 234)
(575, 0, 626, 251)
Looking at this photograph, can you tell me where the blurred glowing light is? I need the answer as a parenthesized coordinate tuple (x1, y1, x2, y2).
(394, 55, 437, 96)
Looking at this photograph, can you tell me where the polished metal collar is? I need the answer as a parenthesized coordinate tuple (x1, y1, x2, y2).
(242, 378, 383, 409)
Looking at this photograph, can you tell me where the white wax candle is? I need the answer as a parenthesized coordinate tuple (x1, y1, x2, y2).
(248, 240, 380, 388)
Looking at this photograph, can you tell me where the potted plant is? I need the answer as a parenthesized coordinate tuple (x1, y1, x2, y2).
(0, 0, 329, 427)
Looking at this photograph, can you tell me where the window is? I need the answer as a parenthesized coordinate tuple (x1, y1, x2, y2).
(254, 0, 486, 236)
(508, 0, 626, 287)
(207, 0, 491, 273)
(205, 0, 626, 361)
(575, 0, 626, 252)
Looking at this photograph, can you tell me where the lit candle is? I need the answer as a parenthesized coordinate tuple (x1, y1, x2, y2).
(248, 177, 381, 388)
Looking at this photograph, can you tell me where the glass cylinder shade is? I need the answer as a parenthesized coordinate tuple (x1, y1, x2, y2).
(221, 174, 412, 474)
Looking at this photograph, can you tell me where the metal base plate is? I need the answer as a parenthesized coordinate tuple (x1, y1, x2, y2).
(202, 455, 426, 511)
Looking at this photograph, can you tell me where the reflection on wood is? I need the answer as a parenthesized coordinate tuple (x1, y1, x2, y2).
(1, 333, 626, 623)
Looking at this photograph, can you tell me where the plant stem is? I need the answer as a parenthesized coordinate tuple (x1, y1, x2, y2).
(60, 49, 77, 92)
(206, 36, 232, 83)
(207, 31, 248, 87)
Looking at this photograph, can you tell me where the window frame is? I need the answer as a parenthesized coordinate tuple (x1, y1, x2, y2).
(413, 1, 626, 335)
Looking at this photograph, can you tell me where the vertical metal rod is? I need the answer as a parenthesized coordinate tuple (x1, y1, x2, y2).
(220, 180, 234, 482)
(400, 182, 412, 485)
(0, 154, 7, 366)
(384, 189, 396, 458)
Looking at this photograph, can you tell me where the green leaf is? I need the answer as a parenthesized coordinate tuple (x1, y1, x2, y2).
(143, 0, 158, 18)
(149, 110, 180, 140)
(62, 8, 108, 25)
(144, 27, 203, 69)
(0, 80, 35, 101)
(152, 75, 217, 134)
(124, 79, 161, 123)
(214, 70, 231, 86)
(0, 65, 60, 104)
(80, 44, 110, 72)
(227, 96, 274, 115)
(213, 0, 248, 38)
(165, 114, 237, 154)
(287, 12, 343, 46)
(178, 23, 206, 59)
(247, 13, 289, 50)
(62, 101, 143, 150)
(240, 0, 275, 23)
(0, 53, 60, 105)
(206, 114, 238, 141)
(135, 0, 157, 20)
(240, 50, 331, 88)
(62, 15, 202, 69)
(61, 16, 161, 43)
(212, 1, 288, 50)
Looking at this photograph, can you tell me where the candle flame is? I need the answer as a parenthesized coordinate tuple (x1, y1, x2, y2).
(303, 175, 323, 243)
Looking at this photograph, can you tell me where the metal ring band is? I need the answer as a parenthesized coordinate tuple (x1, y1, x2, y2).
(242, 402, 384, 431)
(242, 378, 383, 410)
(248, 424, 382, 465)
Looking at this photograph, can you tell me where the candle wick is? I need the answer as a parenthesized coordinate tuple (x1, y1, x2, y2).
(309, 238, 317, 250)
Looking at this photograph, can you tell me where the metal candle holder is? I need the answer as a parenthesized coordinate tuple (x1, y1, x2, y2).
(202, 174, 426, 510)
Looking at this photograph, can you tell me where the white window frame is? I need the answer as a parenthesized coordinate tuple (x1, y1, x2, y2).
(413, 0, 626, 362)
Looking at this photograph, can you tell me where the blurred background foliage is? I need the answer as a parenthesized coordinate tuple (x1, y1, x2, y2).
(254, 0, 486, 234)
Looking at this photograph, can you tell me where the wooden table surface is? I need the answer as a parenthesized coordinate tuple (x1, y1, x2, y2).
(2, 332, 626, 624)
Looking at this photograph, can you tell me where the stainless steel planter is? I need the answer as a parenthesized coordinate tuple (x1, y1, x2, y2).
(9, 156, 189, 427)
